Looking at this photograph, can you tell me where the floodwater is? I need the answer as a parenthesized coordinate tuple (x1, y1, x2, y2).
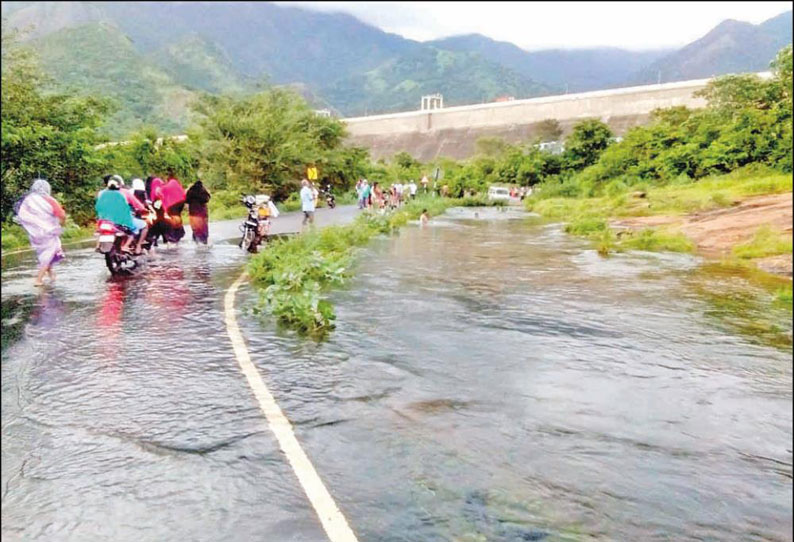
(2, 207, 792, 541)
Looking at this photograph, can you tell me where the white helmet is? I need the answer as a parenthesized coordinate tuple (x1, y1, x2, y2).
(131, 178, 145, 191)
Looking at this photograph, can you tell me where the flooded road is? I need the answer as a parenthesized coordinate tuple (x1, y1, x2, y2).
(2, 207, 792, 541)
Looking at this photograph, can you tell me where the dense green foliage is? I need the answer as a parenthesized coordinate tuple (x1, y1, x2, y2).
(193, 89, 369, 201)
(1, 29, 113, 223)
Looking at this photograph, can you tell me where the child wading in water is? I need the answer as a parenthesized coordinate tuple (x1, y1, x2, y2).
(420, 209, 430, 226)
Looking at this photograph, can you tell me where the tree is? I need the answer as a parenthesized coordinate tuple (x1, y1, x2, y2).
(2, 28, 114, 223)
(694, 74, 776, 112)
(563, 119, 613, 170)
(770, 44, 792, 100)
(193, 88, 355, 200)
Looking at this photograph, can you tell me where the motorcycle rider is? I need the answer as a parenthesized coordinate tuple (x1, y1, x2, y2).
(96, 176, 144, 254)
(322, 181, 335, 207)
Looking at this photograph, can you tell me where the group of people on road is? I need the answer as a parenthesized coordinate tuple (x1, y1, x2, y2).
(14, 163, 443, 287)
(355, 179, 419, 212)
(95, 172, 212, 253)
(12, 173, 212, 287)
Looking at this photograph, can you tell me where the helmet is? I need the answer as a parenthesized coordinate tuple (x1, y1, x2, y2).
(104, 174, 124, 187)
(131, 178, 145, 191)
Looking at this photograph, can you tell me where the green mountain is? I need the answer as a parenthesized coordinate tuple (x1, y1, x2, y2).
(148, 33, 251, 94)
(3, 1, 790, 133)
(322, 47, 556, 116)
(4, 1, 420, 87)
(632, 11, 793, 84)
(430, 35, 671, 92)
(32, 21, 196, 137)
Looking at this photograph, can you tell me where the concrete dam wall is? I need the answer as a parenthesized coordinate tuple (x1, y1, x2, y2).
(342, 74, 768, 161)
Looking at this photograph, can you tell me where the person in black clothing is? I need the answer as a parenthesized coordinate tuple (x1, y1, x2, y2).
(185, 180, 211, 244)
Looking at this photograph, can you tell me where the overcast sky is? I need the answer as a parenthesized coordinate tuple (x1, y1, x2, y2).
(278, 1, 791, 51)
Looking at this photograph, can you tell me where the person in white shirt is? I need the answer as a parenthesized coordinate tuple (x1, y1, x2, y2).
(300, 179, 315, 230)
(409, 181, 418, 199)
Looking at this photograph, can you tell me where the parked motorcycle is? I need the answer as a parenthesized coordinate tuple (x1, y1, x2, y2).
(239, 195, 273, 253)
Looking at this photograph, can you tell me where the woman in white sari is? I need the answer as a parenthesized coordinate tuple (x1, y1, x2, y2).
(15, 179, 67, 286)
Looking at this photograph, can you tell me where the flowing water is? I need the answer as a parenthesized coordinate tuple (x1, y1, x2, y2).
(2, 208, 792, 541)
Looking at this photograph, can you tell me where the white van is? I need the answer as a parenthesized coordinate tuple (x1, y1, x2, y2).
(487, 186, 511, 202)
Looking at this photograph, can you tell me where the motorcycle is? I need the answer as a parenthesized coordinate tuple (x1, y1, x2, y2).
(96, 219, 148, 275)
(239, 195, 273, 253)
(323, 189, 336, 209)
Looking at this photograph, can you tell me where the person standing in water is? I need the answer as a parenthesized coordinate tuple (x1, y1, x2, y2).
(14, 179, 67, 287)
(185, 180, 211, 245)
(300, 179, 315, 231)
(161, 173, 187, 246)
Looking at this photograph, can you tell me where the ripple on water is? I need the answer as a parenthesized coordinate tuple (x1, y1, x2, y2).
(2, 214, 791, 542)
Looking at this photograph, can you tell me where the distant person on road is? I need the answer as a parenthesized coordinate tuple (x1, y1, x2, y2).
(356, 179, 366, 209)
(409, 180, 417, 199)
(389, 185, 399, 210)
(300, 179, 315, 231)
(185, 180, 211, 245)
(362, 179, 372, 209)
(372, 182, 385, 213)
(14, 178, 66, 287)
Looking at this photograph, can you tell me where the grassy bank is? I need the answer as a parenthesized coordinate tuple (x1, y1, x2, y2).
(526, 167, 792, 256)
(247, 195, 502, 337)
(527, 166, 793, 348)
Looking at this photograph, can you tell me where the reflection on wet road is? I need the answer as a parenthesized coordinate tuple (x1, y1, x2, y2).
(2, 206, 792, 541)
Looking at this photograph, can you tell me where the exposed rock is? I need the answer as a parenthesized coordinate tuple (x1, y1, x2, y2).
(754, 255, 793, 277)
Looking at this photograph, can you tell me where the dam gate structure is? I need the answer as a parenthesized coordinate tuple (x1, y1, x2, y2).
(342, 73, 772, 161)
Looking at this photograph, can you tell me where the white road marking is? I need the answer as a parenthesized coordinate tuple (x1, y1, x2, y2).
(224, 272, 359, 542)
